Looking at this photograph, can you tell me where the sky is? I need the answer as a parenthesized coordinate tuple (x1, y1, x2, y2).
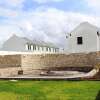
(0, 0, 100, 48)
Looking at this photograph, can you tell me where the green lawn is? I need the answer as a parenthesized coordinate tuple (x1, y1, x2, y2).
(0, 80, 99, 100)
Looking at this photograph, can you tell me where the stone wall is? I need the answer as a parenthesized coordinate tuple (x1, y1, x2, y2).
(21, 52, 100, 72)
(0, 55, 21, 68)
(0, 67, 22, 77)
(0, 55, 21, 77)
(0, 52, 99, 77)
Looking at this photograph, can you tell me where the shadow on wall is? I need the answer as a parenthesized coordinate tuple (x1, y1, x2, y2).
(96, 90, 100, 100)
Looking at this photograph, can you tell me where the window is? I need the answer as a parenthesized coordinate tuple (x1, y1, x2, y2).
(55, 48, 59, 52)
(38, 46, 40, 51)
(33, 45, 36, 50)
(55, 49, 56, 52)
(97, 31, 100, 36)
(29, 45, 31, 50)
(28, 45, 31, 50)
(77, 37, 83, 45)
(32, 45, 36, 51)
(49, 48, 51, 52)
(46, 47, 48, 51)
(42, 47, 44, 51)
(31, 45, 33, 51)
(53, 48, 56, 52)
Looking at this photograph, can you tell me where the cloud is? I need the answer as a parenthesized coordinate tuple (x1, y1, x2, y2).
(85, 0, 100, 11)
(5, 8, 99, 48)
(0, 0, 99, 49)
(33, 0, 64, 4)
(0, 1, 100, 48)
(0, 7, 19, 18)
(0, 23, 23, 47)
(0, 0, 25, 9)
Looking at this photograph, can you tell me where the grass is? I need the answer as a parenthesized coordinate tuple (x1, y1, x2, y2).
(0, 80, 99, 100)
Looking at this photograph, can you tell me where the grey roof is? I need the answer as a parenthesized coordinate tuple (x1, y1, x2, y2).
(70, 22, 100, 34)
(13, 35, 59, 48)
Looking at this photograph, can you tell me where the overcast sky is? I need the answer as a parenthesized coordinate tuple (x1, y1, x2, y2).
(0, 0, 100, 48)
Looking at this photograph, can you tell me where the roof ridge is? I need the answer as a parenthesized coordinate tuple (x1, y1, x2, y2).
(10, 34, 58, 48)
(69, 21, 100, 35)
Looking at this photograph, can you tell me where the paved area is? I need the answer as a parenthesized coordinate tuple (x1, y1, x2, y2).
(0, 69, 98, 80)
(0, 72, 88, 80)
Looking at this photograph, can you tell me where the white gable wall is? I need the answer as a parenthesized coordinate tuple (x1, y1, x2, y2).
(2, 35, 27, 52)
(2, 35, 59, 53)
(67, 22, 99, 53)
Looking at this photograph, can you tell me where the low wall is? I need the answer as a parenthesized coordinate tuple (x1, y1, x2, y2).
(0, 55, 21, 68)
(0, 52, 99, 77)
(21, 52, 100, 72)
(0, 67, 22, 77)
(0, 55, 21, 77)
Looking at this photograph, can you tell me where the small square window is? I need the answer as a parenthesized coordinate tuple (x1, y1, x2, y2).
(97, 31, 100, 36)
(77, 37, 83, 45)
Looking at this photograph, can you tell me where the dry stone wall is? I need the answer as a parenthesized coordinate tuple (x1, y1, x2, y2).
(0, 52, 99, 77)
(21, 52, 99, 70)
(0, 67, 22, 77)
(0, 55, 21, 68)
(0, 55, 21, 77)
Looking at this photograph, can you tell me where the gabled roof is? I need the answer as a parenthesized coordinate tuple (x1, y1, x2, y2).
(70, 22, 100, 34)
(11, 35, 58, 48)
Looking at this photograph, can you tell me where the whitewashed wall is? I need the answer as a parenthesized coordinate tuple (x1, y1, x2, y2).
(67, 22, 99, 53)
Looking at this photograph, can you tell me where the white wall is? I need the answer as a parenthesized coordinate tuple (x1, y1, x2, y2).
(67, 22, 99, 53)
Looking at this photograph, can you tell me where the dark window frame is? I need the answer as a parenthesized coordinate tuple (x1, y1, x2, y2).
(77, 37, 83, 45)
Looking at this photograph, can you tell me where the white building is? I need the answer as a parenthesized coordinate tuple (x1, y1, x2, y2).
(67, 22, 100, 53)
(1, 35, 59, 53)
